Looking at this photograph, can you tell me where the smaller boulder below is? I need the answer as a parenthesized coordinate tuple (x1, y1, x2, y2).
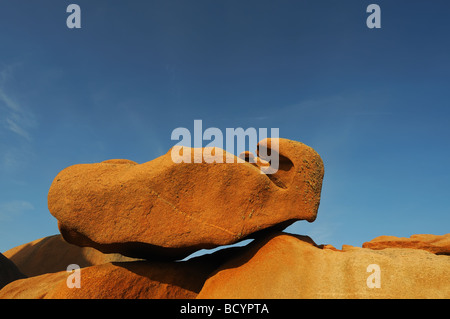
(0, 261, 204, 299)
(0, 243, 242, 299)
(197, 232, 450, 299)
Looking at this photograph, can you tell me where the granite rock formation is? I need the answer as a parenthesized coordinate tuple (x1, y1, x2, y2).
(2, 138, 448, 299)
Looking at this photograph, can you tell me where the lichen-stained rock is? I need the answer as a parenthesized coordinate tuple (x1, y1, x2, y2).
(0, 253, 26, 290)
(3, 235, 138, 277)
(197, 233, 450, 299)
(48, 138, 324, 260)
(362, 234, 450, 255)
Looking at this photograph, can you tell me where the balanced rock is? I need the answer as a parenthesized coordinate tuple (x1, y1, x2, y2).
(362, 234, 450, 255)
(3, 235, 137, 277)
(0, 253, 26, 290)
(48, 138, 324, 260)
(197, 232, 450, 299)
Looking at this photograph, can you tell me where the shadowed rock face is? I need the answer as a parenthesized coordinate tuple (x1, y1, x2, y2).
(0, 240, 246, 299)
(0, 258, 217, 299)
(48, 138, 324, 260)
(3, 235, 138, 277)
(0, 253, 26, 290)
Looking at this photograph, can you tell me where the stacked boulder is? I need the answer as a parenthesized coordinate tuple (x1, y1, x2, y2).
(46, 138, 324, 260)
(1, 138, 449, 299)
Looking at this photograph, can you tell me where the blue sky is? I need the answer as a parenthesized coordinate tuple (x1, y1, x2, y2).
(0, 0, 449, 254)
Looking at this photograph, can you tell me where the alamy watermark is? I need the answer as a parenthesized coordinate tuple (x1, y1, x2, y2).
(366, 264, 381, 288)
(65, 4, 381, 30)
(66, 264, 81, 288)
(170, 120, 280, 174)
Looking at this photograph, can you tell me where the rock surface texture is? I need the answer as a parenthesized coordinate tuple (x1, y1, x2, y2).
(47, 138, 324, 260)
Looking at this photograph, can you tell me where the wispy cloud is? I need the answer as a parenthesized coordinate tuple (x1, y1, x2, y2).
(0, 65, 37, 142)
(0, 88, 21, 112)
(0, 200, 34, 221)
(5, 117, 32, 141)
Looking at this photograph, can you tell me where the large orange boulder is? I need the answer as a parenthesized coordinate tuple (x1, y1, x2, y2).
(48, 138, 324, 260)
(3, 235, 137, 277)
(197, 233, 450, 299)
(0, 253, 25, 290)
(362, 234, 450, 255)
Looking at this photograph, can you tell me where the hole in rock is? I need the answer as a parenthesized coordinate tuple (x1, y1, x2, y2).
(181, 239, 254, 261)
